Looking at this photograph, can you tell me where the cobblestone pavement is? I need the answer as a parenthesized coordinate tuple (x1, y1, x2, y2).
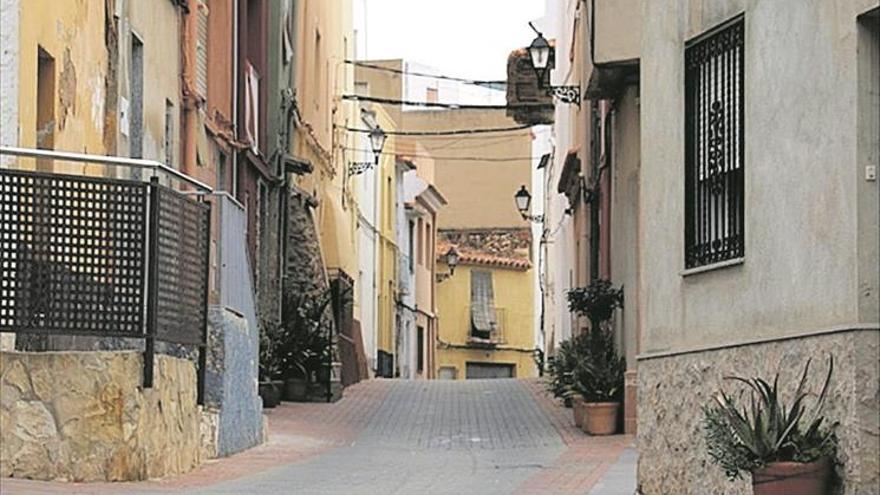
(2, 378, 633, 495)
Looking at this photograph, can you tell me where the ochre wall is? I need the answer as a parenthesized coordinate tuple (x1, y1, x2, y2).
(435, 263, 536, 379)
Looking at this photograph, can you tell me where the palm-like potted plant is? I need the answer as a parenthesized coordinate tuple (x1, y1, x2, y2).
(565, 279, 626, 435)
(566, 326, 625, 435)
(702, 357, 838, 495)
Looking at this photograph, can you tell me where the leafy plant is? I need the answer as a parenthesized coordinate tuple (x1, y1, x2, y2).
(278, 289, 334, 382)
(259, 319, 284, 381)
(702, 357, 838, 481)
(546, 337, 581, 399)
(567, 279, 624, 325)
(566, 325, 626, 403)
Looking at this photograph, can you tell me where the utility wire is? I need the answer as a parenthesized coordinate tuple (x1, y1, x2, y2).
(344, 147, 540, 162)
(343, 124, 531, 136)
(343, 94, 549, 110)
(346, 59, 506, 87)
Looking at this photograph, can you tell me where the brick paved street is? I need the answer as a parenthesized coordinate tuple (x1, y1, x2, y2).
(1, 379, 633, 495)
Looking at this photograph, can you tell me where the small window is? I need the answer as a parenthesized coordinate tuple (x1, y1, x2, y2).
(470, 270, 498, 340)
(684, 17, 745, 269)
(425, 87, 438, 104)
(164, 100, 174, 167)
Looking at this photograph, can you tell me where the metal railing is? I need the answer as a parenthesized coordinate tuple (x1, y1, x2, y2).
(466, 306, 508, 345)
(0, 149, 211, 403)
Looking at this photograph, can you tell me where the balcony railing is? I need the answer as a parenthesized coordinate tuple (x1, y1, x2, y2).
(466, 306, 508, 346)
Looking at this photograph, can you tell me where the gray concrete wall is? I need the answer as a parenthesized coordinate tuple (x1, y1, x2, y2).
(639, 0, 880, 354)
(610, 85, 641, 368)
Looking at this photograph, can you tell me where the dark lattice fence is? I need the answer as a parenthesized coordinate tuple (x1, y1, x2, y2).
(153, 185, 210, 346)
(0, 169, 210, 401)
(0, 170, 148, 336)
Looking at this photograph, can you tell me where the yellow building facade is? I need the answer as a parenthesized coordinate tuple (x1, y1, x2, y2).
(435, 254, 536, 379)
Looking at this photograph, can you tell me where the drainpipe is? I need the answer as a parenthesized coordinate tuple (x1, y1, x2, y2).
(180, 0, 199, 176)
(231, 0, 239, 197)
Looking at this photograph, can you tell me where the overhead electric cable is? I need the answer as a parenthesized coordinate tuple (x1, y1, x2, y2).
(344, 147, 540, 162)
(343, 124, 531, 136)
(343, 94, 549, 110)
(346, 59, 506, 87)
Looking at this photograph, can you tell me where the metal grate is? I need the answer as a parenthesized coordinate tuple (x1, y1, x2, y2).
(684, 18, 745, 269)
(0, 169, 148, 336)
(153, 185, 210, 345)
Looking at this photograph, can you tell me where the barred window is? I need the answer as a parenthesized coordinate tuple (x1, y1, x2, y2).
(684, 18, 745, 269)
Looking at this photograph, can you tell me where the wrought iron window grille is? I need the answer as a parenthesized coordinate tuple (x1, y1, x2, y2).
(684, 17, 745, 269)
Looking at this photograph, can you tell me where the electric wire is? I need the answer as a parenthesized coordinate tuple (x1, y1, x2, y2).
(346, 59, 506, 87)
(344, 147, 541, 162)
(343, 94, 549, 110)
(343, 124, 531, 136)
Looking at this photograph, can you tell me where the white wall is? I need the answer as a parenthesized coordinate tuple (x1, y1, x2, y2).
(355, 127, 379, 372)
(0, 0, 20, 352)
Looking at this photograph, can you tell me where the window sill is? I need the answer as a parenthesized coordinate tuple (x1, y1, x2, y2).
(681, 257, 744, 277)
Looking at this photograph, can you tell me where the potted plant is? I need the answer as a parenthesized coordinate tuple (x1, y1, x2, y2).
(278, 289, 334, 401)
(565, 279, 626, 435)
(258, 320, 283, 408)
(546, 337, 579, 408)
(567, 327, 625, 435)
(702, 357, 837, 495)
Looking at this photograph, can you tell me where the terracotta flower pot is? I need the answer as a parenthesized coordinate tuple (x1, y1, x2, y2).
(752, 458, 831, 495)
(583, 402, 619, 435)
(572, 397, 586, 428)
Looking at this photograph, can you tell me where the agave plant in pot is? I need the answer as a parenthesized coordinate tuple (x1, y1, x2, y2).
(278, 289, 334, 401)
(702, 357, 838, 495)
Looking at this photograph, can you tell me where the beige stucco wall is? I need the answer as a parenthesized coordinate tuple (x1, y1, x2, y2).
(638, 0, 880, 354)
(402, 110, 532, 230)
(1, 351, 202, 481)
(118, 0, 182, 168)
(593, 0, 641, 63)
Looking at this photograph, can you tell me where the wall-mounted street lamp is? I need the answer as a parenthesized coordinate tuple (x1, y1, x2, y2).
(349, 126, 387, 176)
(435, 246, 460, 283)
(515, 185, 544, 223)
(527, 23, 581, 105)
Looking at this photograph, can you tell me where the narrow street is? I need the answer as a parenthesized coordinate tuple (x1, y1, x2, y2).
(1, 379, 634, 495)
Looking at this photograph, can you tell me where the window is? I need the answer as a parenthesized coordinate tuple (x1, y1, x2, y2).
(417, 218, 424, 264)
(417, 326, 424, 374)
(470, 270, 498, 340)
(684, 17, 745, 269)
(130, 34, 144, 160)
(36, 46, 55, 171)
(424, 222, 431, 265)
(408, 220, 415, 272)
(164, 100, 174, 167)
(425, 87, 438, 103)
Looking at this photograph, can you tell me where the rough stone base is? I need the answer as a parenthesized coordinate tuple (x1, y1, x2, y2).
(637, 329, 879, 495)
(0, 351, 202, 481)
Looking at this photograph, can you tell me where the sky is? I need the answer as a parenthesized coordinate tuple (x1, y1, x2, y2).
(355, 0, 547, 81)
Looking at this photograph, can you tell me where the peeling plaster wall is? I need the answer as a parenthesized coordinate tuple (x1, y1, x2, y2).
(15, 0, 108, 175)
(115, 0, 182, 170)
(0, 351, 202, 482)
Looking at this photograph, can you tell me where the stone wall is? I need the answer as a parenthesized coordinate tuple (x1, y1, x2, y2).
(637, 329, 880, 495)
(0, 351, 202, 481)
